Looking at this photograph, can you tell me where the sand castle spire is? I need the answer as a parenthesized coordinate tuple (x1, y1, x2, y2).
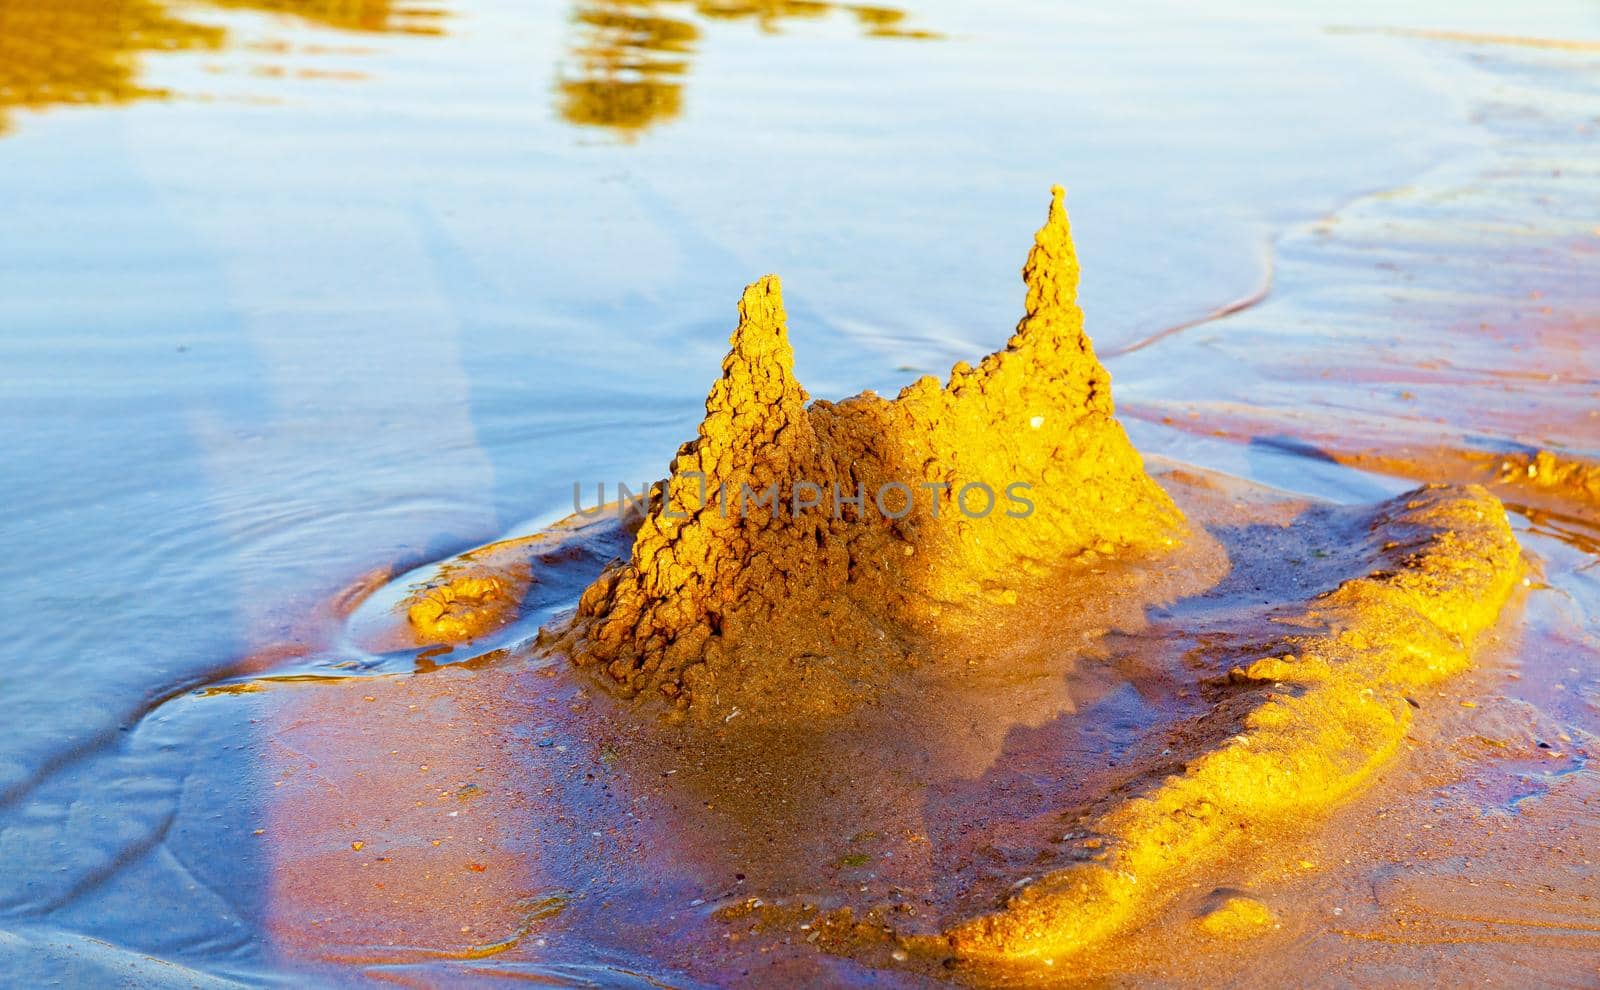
(568, 274, 824, 697)
(726, 275, 795, 375)
(1010, 184, 1083, 346)
(693, 274, 811, 471)
(652, 274, 815, 544)
(951, 183, 1110, 418)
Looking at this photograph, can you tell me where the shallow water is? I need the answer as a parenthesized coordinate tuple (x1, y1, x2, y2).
(1, 0, 1597, 985)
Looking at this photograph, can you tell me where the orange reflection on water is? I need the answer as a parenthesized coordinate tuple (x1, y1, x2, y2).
(0, 0, 446, 134)
(558, 0, 937, 134)
(0, 0, 223, 131)
(560, 1, 698, 131)
(204, 0, 448, 35)
(1, 0, 932, 141)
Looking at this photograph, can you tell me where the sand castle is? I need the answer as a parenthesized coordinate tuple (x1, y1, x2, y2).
(558, 187, 1184, 713)
(549, 187, 1519, 964)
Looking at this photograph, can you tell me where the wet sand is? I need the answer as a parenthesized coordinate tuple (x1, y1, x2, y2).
(256, 468, 1554, 987)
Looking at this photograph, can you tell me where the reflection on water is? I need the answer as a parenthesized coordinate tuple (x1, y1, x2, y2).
(0, 0, 223, 132)
(0, 0, 444, 134)
(0, 0, 925, 139)
(559, 0, 936, 133)
(204, 0, 447, 34)
(559, 1, 697, 131)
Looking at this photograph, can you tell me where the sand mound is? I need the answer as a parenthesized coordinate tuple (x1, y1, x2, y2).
(938, 483, 1520, 965)
(558, 188, 1183, 714)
